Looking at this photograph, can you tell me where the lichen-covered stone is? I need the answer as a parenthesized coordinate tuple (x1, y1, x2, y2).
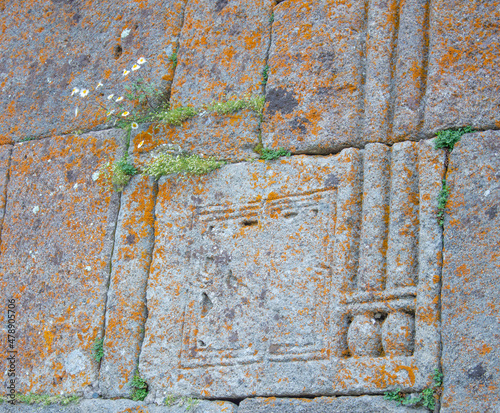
(0, 0, 186, 144)
(99, 176, 156, 398)
(0, 398, 237, 413)
(139, 139, 443, 398)
(132, 0, 274, 161)
(0, 131, 123, 394)
(0, 144, 12, 236)
(262, 0, 432, 153)
(424, 1, 500, 134)
(441, 131, 500, 412)
(238, 395, 428, 412)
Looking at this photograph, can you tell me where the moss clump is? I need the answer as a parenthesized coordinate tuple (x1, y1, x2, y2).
(97, 154, 137, 192)
(142, 153, 225, 180)
(260, 147, 291, 160)
(434, 126, 473, 151)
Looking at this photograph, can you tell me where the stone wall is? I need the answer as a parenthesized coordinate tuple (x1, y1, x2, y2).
(0, 0, 499, 412)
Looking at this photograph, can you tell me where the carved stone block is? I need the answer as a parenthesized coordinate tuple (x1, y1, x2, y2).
(139, 139, 444, 397)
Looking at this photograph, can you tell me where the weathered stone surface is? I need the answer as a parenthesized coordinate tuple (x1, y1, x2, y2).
(139, 139, 444, 398)
(0, 399, 236, 413)
(99, 176, 157, 398)
(0, 131, 123, 394)
(238, 396, 428, 412)
(441, 131, 500, 412)
(0, 144, 12, 236)
(424, 2, 500, 134)
(0, 0, 186, 144)
(262, 0, 432, 153)
(130, 0, 273, 161)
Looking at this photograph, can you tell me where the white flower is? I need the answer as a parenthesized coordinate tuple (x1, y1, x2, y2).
(122, 111, 130, 117)
(71, 87, 79, 96)
(123, 69, 130, 76)
(107, 94, 114, 100)
(137, 57, 147, 65)
(74, 107, 79, 117)
(132, 64, 140, 71)
(96, 81, 103, 89)
(116, 96, 124, 102)
(131, 122, 139, 129)
(106, 110, 115, 116)
(80, 89, 89, 98)
(138, 140, 144, 148)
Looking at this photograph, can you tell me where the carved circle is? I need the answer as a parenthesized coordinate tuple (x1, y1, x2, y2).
(347, 314, 382, 357)
(381, 311, 415, 357)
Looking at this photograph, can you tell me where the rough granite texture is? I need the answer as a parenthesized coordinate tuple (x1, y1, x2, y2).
(130, 0, 273, 161)
(0, 0, 186, 144)
(0, 399, 237, 413)
(139, 139, 444, 398)
(99, 176, 157, 398)
(262, 0, 434, 153)
(238, 396, 428, 412)
(441, 131, 500, 412)
(424, 1, 500, 134)
(0, 131, 123, 394)
(0, 144, 12, 237)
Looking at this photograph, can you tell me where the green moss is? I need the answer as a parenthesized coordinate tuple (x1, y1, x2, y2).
(142, 153, 225, 180)
(260, 147, 291, 160)
(130, 373, 148, 401)
(437, 179, 450, 227)
(384, 369, 443, 410)
(92, 337, 104, 363)
(434, 126, 473, 151)
(0, 394, 79, 406)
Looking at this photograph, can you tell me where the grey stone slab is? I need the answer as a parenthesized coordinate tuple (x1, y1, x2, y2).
(139, 139, 444, 398)
(0, 0, 186, 143)
(238, 395, 428, 412)
(262, 0, 431, 153)
(99, 176, 157, 398)
(138, 0, 274, 161)
(441, 131, 500, 412)
(424, 1, 500, 134)
(0, 399, 236, 413)
(0, 131, 123, 394)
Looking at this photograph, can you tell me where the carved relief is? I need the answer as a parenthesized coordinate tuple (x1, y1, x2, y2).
(140, 141, 444, 397)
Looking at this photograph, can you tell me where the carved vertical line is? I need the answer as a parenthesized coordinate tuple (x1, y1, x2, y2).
(392, 0, 431, 140)
(332, 148, 363, 291)
(414, 139, 445, 364)
(386, 141, 420, 288)
(363, 0, 401, 143)
(386, 0, 402, 140)
(416, 0, 431, 135)
(356, 0, 369, 142)
(357, 143, 390, 291)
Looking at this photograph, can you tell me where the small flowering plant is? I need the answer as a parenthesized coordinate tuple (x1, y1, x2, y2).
(70, 57, 169, 132)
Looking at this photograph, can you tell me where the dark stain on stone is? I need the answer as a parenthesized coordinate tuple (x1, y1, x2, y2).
(467, 363, 486, 381)
(324, 173, 339, 188)
(50, 249, 63, 266)
(113, 44, 123, 59)
(289, 117, 309, 134)
(224, 308, 235, 321)
(266, 87, 299, 117)
(228, 331, 239, 343)
(215, 0, 228, 13)
(485, 204, 497, 220)
(32, 218, 41, 231)
(126, 234, 136, 245)
(66, 169, 77, 183)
